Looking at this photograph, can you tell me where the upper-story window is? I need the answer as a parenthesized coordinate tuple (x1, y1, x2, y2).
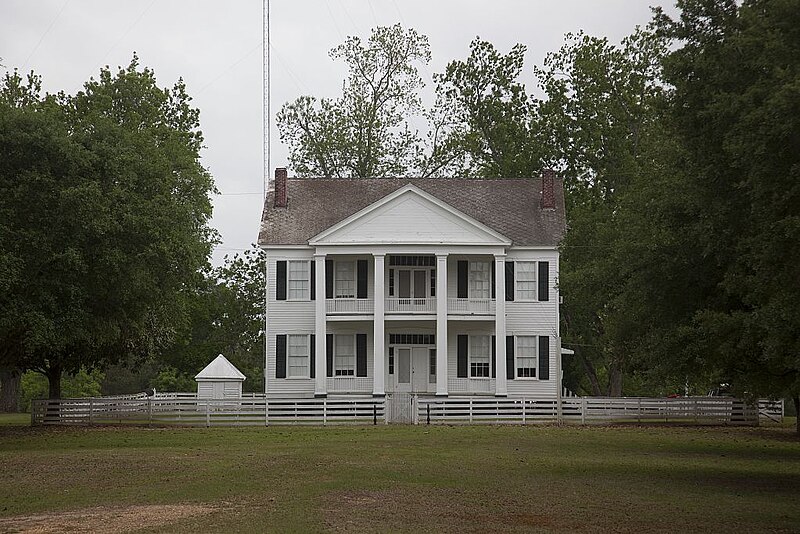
(515, 261, 536, 301)
(335, 261, 355, 298)
(469, 261, 491, 298)
(288, 260, 310, 300)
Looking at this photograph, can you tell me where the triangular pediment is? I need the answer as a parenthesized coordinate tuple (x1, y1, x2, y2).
(309, 185, 511, 245)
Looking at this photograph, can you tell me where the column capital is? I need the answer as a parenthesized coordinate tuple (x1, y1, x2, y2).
(313, 252, 326, 259)
(372, 252, 386, 259)
(493, 253, 507, 260)
(436, 253, 449, 259)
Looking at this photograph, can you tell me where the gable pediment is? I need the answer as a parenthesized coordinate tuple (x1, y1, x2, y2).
(309, 185, 511, 246)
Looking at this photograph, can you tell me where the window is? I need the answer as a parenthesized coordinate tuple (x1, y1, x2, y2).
(389, 255, 435, 266)
(335, 261, 355, 298)
(288, 260, 310, 300)
(288, 334, 310, 378)
(469, 335, 490, 378)
(334, 335, 355, 376)
(516, 261, 536, 300)
(389, 334, 435, 345)
(430, 269, 436, 297)
(388, 269, 395, 296)
(388, 347, 395, 375)
(469, 261, 490, 298)
(516, 336, 537, 378)
(429, 349, 436, 383)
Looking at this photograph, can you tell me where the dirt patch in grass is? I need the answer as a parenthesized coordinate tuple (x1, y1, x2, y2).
(321, 488, 580, 533)
(0, 503, 223, 533)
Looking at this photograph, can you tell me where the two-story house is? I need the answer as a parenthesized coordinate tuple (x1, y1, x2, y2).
(258, 168, 566, 400)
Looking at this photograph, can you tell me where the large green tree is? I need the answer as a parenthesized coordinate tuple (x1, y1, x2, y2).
(0, 58, 217, 398)
(652, 0, 800, 428)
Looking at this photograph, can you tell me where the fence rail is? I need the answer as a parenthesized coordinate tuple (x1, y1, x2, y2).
(32, 396, 384, 427)
(31, 394, 783, 427)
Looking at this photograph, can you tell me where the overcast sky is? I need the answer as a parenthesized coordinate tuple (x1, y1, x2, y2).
(1, 0, 677, 265)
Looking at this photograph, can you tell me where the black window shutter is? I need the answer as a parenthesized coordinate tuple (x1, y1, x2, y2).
(357, 260, 368, 299)
(506, 335, 515, 380)
(356, 333, 367, 377)
(457, 335, 468, 378)
(325, 260, 333, 299)
(310, 261, 316, 301)
(538, 261, 550, 302)
(538, 335, 550, 380)
(310, 334, 315, 378)
(276, 261, 287, 301)
(491, 261, 496, 299)
(275, 334, 287, 378)
(505, 262, 514, 301)
(326, 334, 334, 377)
(491, 335, 496, 378)
(457, 261, 468, 298)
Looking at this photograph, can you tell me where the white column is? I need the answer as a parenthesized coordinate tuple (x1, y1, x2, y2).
(372, 254, 386, 396)
(436, 253, 448, 396)
(494, 254, 508, 396)
(314, 253, 327, 397)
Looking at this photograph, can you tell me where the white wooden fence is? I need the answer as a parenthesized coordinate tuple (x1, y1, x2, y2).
(31, 394, 783, 427)
(417, 396, 782, 426)
(32, 396, 384, 427)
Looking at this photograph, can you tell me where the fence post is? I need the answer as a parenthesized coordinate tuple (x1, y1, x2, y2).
(581, 397, 586, 425)
(373, 403, 377, 426)
(469, 398, 473, 424)
(323, 399, 327, 426)
(89, 398, 94, 425)
(426, 403, 430, 425)
(148, 398, 153, 426)
(522, 397, 526, 425)
(637, 398, 641, 424)
(206, 401, 211, 428)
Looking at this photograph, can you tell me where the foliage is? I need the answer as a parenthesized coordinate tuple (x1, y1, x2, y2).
(0, 57, 217, 398)
(19, 368, 104, 411)
(161, 246, 266, 392)
(651, 0, 800, 421)
(150, 366, 195, 393)
(277, 24, 431, 178)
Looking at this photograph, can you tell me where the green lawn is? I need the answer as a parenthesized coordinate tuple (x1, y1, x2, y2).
(0, 416, 798, 533)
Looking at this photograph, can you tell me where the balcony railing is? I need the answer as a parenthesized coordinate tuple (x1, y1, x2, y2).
(447, 298, 495, 315)
(326, 299, 374, 314)
(385, 298, 436, 314)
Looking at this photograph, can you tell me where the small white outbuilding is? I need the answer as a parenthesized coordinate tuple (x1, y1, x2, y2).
(195, 354, 246, 399)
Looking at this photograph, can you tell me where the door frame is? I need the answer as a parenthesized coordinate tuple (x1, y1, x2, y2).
(389, 344, 434, 394)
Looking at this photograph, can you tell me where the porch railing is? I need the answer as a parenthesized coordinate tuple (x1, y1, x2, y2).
(447, 298, 495, 315)
(385, 298, 436, 313)
(326, 299, 374, 314)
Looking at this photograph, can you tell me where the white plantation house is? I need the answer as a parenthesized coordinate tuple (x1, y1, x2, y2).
(258, 168, 567, 401)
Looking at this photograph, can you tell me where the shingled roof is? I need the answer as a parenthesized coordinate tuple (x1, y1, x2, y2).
(258, 176, 566, 247)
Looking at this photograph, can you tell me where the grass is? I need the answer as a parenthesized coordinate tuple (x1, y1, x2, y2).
(0, 416, 798, 533)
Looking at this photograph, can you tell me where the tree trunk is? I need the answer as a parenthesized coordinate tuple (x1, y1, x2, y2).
(0, 368, 22, 412)
(794, 396, 799, 436)
(608, 365, 623, 397)
(577, 349, 603, 396)
(46, 364, 62, 399)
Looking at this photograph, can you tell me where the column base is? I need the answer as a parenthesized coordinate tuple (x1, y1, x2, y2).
(314, 393, 327, 398)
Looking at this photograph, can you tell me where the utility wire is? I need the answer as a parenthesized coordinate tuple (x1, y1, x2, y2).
(22, 0, 71, 71)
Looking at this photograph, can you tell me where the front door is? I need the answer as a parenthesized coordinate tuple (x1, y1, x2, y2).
(411, 347, 429, 392)
(393, 346, 431, 393)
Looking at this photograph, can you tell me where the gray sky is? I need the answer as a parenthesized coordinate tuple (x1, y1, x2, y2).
(1, 0, 677, 265)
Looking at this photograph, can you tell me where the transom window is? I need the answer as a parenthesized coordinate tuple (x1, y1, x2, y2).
(516, 261, 536, 300)
(288, 260, 310, 300)
(516, 336, 537, 378)
(334, 335, 355, 376)
(469, 261, 491, 298)
(288, 334, 309, 378)
(389, 255, 435, 266)
(469, 335, 490, 378)
(389, 334, 435, 345)
(335, 261, 355, 298)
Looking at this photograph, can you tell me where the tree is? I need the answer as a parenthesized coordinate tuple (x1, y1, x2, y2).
(278, 24, 431, 178)
(653, 0, 800, 431)
(434, 38, 545, 177)
(161, 246, 266, 392)
(0, 58, 217, 398)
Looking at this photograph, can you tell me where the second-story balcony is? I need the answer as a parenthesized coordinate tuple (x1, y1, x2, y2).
(385, 297, 436, 314)
(326, 299, 374, 315)
(447, 298, 495, 315)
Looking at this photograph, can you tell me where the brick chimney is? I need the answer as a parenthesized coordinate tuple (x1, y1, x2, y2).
(274, 167, 288, 208)
(541, 169, 556, 210)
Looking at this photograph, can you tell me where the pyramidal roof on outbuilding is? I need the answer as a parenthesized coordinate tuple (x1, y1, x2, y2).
(195, 355, 246, 381)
